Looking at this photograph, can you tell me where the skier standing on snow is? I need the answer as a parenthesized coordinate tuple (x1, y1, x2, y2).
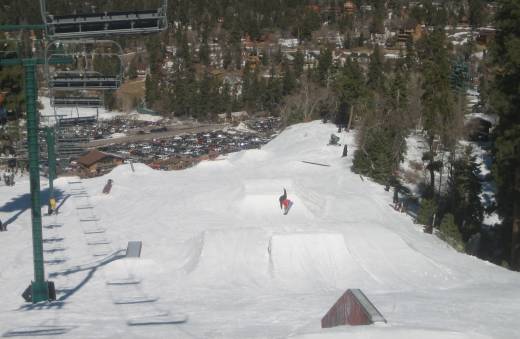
(279, 188, 293, 215)
(102, 179, 113, 194)
(49, 197, 57, 215)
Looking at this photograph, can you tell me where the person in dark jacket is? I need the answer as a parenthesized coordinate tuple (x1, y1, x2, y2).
(279, 188, 287, 209)
(102, 179, 113, 194)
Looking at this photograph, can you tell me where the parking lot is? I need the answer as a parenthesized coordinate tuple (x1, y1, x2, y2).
(97, 117, 281, 170)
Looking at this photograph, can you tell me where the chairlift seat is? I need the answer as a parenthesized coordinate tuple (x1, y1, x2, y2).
(46, 9, 166, 38)
(52, 9, 159, 22)
(58, 116, 97, 126)
(50, 75, 120, 90)
(52, 96, 103, 107)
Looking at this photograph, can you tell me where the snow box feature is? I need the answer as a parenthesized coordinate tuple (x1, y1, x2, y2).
(321, 289, 386, 328)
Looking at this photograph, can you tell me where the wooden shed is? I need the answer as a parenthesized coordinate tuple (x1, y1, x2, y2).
(76, 149, 124, 176)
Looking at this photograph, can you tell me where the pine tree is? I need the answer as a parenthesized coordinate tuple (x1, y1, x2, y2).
(317, 48, 333, 85)
(282, 62, 296, 95)
(293, 50, 304, 78)
(417, 198, 438, 232)
(367, 44, 385, 91)
(352, 127, 401, 183)
(223, 48, 233, 70)
(296, 7, 321, 41)
(418, 28, 455, 197)
(447, 146, 484, 241)
(145, 74, 157, 107)
(489, 0, 520, 269)
(335, 58, 366, 131)
(468, 0, 488, 28)
(0, 65, 24, 113)
(370, 0, 386, 34)
(199, 41, 210, 66)
(405, 36, 416, 71)
(439, 213, 464, 251)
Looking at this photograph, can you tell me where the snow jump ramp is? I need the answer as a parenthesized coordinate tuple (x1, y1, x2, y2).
(184, 228, 271, 287)
(268, 232, 363, 290)
(185, 229, 362, 290)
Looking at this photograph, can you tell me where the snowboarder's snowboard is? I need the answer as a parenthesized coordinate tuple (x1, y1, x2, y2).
(283, 201, 294, 215)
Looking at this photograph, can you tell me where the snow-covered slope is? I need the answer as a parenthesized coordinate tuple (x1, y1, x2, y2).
(1, 121, 519, 338)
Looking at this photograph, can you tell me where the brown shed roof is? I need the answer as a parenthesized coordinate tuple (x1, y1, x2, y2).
(77, 149, 122, 167)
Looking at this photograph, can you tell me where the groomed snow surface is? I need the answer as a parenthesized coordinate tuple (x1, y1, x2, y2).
(1, 121, 520, 338)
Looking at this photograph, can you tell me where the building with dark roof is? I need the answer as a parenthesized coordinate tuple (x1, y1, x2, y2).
(76, 149, 124, 176)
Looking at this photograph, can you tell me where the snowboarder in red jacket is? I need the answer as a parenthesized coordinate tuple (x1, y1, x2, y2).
(279, 188, 293, 215)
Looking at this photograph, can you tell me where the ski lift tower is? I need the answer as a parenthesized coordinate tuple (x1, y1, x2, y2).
(0, 0, 167, 303)
(0, 26, 73, 303)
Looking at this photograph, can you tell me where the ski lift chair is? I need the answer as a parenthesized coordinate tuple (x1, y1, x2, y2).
(40, 0, 168, 38)
(51, 95, 103, 108)
(45, 40, 124, 91)
(49, 71, 121, 90)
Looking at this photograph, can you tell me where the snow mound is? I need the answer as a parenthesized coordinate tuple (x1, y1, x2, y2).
(228, 148, 271, 163)
(185, 228, 270, 287)
(343, 226, 460, 289)
(269, 232, 364, 290)
(193, 158, 233, 170)
(243, 179, 294, 195)
(106, 163, 155, 178)
(291, 327, 493, 339)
